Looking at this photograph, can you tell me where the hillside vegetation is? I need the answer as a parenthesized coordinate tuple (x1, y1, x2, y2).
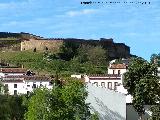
(0, 44, 109, 76)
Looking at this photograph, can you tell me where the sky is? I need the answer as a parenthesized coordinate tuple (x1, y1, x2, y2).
(0, 0, 160, 60)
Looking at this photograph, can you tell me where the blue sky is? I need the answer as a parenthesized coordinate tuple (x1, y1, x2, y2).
(0, 0, 160, 60)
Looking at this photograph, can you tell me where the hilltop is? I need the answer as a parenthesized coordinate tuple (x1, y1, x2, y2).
(0, 32, 130, 60)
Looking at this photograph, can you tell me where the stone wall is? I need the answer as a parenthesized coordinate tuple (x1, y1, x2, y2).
(0, 37, 130, 59)
(21, 38, 64, 53)
(0, 40, 21, 51)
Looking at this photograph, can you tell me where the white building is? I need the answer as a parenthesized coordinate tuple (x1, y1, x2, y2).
(0, 68, 53, 95)
(71, 62, 132, 103)
(84, 74, 121, 91)
(108, 63, 128, 75)
(0, 68, 27, 78)
(2, 75, 52, 95)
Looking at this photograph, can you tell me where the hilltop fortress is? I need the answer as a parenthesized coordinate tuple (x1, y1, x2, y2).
(0, 32, 130, 59)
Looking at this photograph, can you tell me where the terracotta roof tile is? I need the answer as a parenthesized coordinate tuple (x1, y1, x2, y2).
(1, 68, 27, 73)
(89, 77, 121, 80)
(110, 64, 127, 69)
(24, 76, 51, 81)
(89, 74, 121, 77)
(2, 80, 23, 83)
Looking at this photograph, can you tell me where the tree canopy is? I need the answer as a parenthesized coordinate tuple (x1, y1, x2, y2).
(24, 78, 95, 120)
(123, 57, 160, 119)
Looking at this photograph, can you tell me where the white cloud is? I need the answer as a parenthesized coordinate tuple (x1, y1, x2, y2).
(66, 9, 98, 17)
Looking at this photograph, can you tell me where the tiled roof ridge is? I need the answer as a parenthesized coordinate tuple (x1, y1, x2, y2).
(88, 74, 121, 77)
(110, 63, 128, 69)
(24, 75, 51, 81)
(1, 68, 27, 73)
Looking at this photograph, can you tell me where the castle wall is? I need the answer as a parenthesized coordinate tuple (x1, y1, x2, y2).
(21, 39, 63, 52)
(0, 40, 21, 51)
(20, 38, 130, 59)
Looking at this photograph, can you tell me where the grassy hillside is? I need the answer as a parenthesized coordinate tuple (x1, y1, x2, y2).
(0, 46, 109, 76)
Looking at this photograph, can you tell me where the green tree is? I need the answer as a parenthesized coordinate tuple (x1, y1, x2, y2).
(25, 77, 92, 120)
(0, 95, 25, 120)
(87, 46, 108, 66)
(24, 88, 52, 120)
(149, 104, 160, 120)
(77, 45, 108, 66)
(123, 57, 160, 120)
(0, 81, 4, 94)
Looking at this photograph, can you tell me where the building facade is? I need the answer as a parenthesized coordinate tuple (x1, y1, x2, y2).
(0, 68, 52, 95)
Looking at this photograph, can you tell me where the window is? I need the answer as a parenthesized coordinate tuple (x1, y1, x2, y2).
(33, 83, 36, 88)
(113, 70, 115, 74)
(93, 82, 98, 87)
(27, 91, 30, 95)
(14, 84, 17, 88)
(114, 82, 119, 90)
(101, 82, 105, 87)
(118, 70, 121, 75)
(108, 82, 112, 89)
(40, 82, 43, 86)
(14, 90, 17, 95)
(45, 47, 48, 51)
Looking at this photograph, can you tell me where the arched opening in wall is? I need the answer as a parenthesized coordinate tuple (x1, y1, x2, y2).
(23, 48, 25, 50)
(33, 48, 36, 52)
(45, 47, 48, 51)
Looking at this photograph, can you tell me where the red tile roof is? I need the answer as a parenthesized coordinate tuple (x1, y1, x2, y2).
(2, 80, 23, 83)
(1, 68, 27, 73)
(88, 74, 121, 77)
(3, 75, 26, 78)
(110, 64, 127, 69)
(89, 77, 121, 80)
(24, 76, 51, 81)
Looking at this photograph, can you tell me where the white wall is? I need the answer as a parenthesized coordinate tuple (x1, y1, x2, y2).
(3, 80, 52, 95)
(0, 73, 5, 78)
(84, 75, 122, 90)
(71, 74, 82, 79)
(117, 85, 133, 103)
(3, 73, 25, 76)
(88, 79, 122, 90)
(86, 83, 126, 120)
(157, 67, 160, 77)
(4, 82, 25, 95)
(108, 68, 127, 75)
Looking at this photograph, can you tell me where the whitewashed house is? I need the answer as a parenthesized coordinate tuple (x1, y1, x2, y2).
(71, 62, 132, 103)
(0, 68, 27, 78)
(108, 63, 128, 75)
(0, 67, 53, 95)
(84, 74, 121, 91)
(2, 75, 52, 95)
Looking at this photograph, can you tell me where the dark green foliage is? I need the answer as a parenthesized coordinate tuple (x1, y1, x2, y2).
(149, 104, 160, 120)
(59, 41, 80, 61)
(123, 57, 160, 119)
(0, 43, 109, 76)
(25, 78, 92, 120)
(150, 53, 160, 66)
(0, 32, 21, 38)
(0, 95, 25, 120)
